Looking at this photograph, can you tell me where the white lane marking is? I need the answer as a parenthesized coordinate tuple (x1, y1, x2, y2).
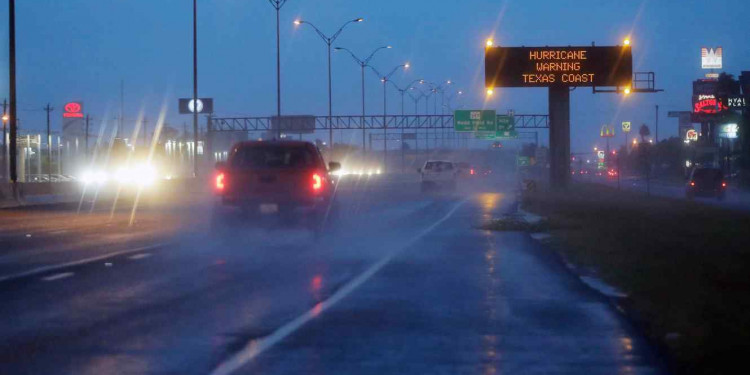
(41, 272, 74, 281)
(128, 253, 152, 260)
(210, 200, 466, 375)
(0, 243, 169, 284)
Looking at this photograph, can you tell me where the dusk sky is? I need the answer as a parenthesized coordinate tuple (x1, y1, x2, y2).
(1, 0, 749, 152)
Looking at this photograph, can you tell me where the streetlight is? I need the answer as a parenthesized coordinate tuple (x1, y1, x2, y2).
(370, 63, 409, 172)
(623, 37, 631, 46)
(486, 38, 494, 48)
(388, 79, 422, 172)
(444, 89, 463, 112)
(388, 79, 424, 115)
(334, 45, 391, 154)
(267, 0, 289, 139)
(2, 106, 7, 181)
(295, 17, 364, 150)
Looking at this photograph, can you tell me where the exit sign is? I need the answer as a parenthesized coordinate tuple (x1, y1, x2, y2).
(454, 110, 496, 132)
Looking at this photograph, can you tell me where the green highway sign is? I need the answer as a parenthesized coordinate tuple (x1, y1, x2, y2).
(517, 156, 530, 167)
(496, 115, 518, 138)
(454, 110, 496, 132)
(474, 131, 497, 140)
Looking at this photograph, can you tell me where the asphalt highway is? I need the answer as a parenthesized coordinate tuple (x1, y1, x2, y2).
(0, 176, 666, 374)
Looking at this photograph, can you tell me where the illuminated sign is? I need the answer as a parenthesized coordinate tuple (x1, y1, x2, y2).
(63, 102, 84, 118)
(692, 94, 727, 114)
(622, 121, 631, 133)
(721, 96, 747, 109)
(701, 47, 722, 69)
(178, 98, 214, 114)
(597, 150, 605, 160)
(600, 125, 615, 138)
(485, 46, 632, 88)
(686, 129, 698, 141)
(719, 123, 738, 139)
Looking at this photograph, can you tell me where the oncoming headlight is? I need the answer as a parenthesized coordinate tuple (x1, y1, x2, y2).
(134, 164, 158, 187)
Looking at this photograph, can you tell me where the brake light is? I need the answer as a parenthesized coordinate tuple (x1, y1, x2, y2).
(216, 173, 225, 190)
(312, 173, 322, 190)
(470, 169, 475, 175)
(722, 181, 727, 188)
(690, 181, 695, 187)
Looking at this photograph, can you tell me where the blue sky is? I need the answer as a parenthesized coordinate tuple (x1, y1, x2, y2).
(0, 0, 748, 152)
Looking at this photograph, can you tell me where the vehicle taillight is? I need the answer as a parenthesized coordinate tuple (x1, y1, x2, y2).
(216, 173, 225, 190)
(312, 173, 323, 190)
(722, 181, 727, 188)
(690, 181, 695, 187)
(470, 169, 475, 175)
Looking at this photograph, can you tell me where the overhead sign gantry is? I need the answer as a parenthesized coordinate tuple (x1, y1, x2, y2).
(485, 40, 646, 188)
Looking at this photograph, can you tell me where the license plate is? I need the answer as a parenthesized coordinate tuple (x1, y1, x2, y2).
(259, 203, 279, 214)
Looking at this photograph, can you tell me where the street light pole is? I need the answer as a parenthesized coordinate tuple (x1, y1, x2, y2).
(334, 46, 391, 155)
(369, 63, 409, 172)
(2, 100, 7, 181)
(192, 0, 199, 177)
(44, 103, 53, 184)
(8, 0, 18, 183)
(295, 18, 364, 151)
(267, 0, 288, 139)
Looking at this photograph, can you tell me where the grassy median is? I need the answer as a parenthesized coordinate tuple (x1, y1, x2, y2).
(520, 183, 750, 375)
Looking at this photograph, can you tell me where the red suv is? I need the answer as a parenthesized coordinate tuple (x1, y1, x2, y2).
(213, 140, 339, 230)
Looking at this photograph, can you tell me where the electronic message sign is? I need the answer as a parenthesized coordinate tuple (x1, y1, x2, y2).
(485, 46, 632, 88)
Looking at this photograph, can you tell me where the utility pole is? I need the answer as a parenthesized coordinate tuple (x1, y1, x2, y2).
(192, 0, 199, 177)
(655, 104, 659, 143)
(2, 99, 6, 181)
(142, 116, 148, 147)
(9, 0, 18, 183)
(44, 103, 53, 184)
(85, 114, 90, 156)
(119, 80, 124, 138)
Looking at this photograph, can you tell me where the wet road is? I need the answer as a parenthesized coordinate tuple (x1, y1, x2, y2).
(0, 176, 665, 374)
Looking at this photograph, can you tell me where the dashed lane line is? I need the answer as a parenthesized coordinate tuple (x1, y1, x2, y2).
(41, 272, 75, 281)
(0, 243, 170, 284)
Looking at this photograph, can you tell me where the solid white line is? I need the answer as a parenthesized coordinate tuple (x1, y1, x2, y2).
(128, 253, 152, 260)
(41, 272, 75, 281)
(210, 200, 466, 375)
(0, 243, 169, 284)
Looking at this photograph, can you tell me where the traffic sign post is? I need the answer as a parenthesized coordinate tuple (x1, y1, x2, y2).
(517, 156, 530, 167)
(454, 110, 496, 132)
(622, 121, 631, 154)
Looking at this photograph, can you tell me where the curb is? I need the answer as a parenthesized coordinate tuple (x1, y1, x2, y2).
(521, 211, 676, 374)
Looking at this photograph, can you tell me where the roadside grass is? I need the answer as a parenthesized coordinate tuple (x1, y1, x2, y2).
(520, 183, 750, 375)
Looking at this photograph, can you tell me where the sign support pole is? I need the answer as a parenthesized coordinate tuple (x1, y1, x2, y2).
(549, 86, 570, 188)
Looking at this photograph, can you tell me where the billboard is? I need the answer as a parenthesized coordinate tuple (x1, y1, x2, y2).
(485, 46, 632, 88)
(178, 98, 214, 114)
(693, 94, 727, 114)
(62, 101, 85, 139)
(701, 47, 722, 69)
(271, 115, 316, 134)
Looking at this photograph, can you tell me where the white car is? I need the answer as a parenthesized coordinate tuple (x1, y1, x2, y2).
(419, 160, 457, 192)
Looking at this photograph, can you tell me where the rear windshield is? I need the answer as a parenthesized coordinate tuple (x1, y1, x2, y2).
(230, 145, 318, 169)
(424, 162, 453, 170)
(693, 168, 722, 181)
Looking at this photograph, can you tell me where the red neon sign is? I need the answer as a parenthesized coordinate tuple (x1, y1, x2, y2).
(693, 96, 728, 114)
(63, 102, 84, 118)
